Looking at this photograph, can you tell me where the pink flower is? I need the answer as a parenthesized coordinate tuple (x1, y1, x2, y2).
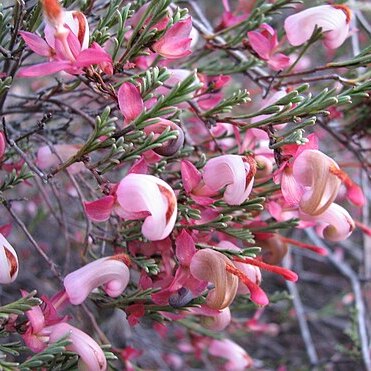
(284, 5, 352, 49)
(189, 249, 238, 310)
(47, 323, 107, 370)
(64, 254, 130, 305)
(0, 233, 19, 284)
(208, 339, 253, 370)
(116, 174, 177, 241)
(153, 17, 193, 59)
(217, 241, 262, 295)
(203, 155, 256, 205)
(18, 0, 112, 77)
(247, 24, 290, 71)
(22, 291, 67, 352)
(281, 149, 341, 216)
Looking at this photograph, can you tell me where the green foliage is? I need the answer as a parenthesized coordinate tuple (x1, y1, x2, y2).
(0, 290, 41, 319)
(0, 164, 34, 193)
(18, 337, 72, 371)
(203, 89, 251, 116)
(0, 76, 12, 97)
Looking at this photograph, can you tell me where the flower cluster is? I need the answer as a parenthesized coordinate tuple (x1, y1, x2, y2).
(0, 0, 368, 370)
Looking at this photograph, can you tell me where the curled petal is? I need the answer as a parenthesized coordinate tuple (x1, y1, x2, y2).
(293, 150, 341, 216)
(143, 119, 184, 156)
(64, 255, 130, 305)
(17, 61, 72, 78)
(19, 31, 51, 56)
(116, 174, 177, 241)
(280, 166, 305, 207)
(0, 233, 19, 284)
(21, 290, 45, 334)
(190, 249, 238, 310)
(175, 230, 196, 267)
(209, 339, 253, 371)
(181, 160, 202, 193)
(268, 53, 291, 71)
(75, 45, 113, 68)
(84, 196, 115, 222)
(47, 323, 107, 370)
(153, 17, 193, 59)
(203, 155, 256, 205)
(201, 307, 231, 331)
(284, 5, 350, 49)
(117, 82, 144, 123)
(301, 203, 355, 242)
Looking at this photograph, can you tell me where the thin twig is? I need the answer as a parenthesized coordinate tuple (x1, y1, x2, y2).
(306, 230, 371, 371)
(283, 251, 319, 366)
(3, 201, 62, 282)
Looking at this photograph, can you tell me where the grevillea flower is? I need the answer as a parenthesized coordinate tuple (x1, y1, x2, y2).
(153, 17, 193, 59)
(282, 149, 342, 216)
(203, 155, 256, 205)
(37, 144, 84, 174)
(84, 174, 177, 240)
(247, 24, 290, 71)
(64, 254, 130, 305)
(18, 0, 112, 77)
(189, 249, 238, 310)
(116, 174, 177, 241)
(208, 339, 253, 370)
(47, 323, 107, 370)
(284, 5, 352, 49)
(217, 241, 262, 295)
(0, 233, 19, 284)
(22, 291, 67, 352)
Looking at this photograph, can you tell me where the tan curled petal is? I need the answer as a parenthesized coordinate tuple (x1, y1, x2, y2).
(190, 249, 238, 310)
(293, 150, 341, 216)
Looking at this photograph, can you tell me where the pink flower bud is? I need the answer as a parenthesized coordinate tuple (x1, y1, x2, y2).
(64, 254, 130, 305)
(143, 119, 184, 156)
(0, 233, 19, 284)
